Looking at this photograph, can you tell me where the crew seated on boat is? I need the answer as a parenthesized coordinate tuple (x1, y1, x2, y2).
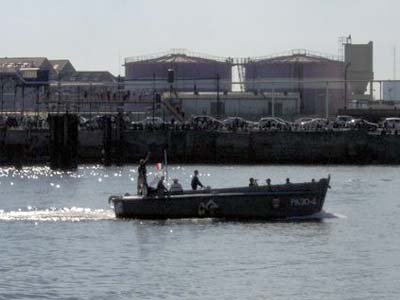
(191, 170, 204, 190)
(249, 178, 258, 187)
(156, 176, 169, 198)
(170, 178, 183, 193)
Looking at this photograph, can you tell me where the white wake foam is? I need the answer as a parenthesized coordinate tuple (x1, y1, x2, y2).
(0, 207, 115, 222)
(286, 210, 347, 221)
(311, 210, 347, 219)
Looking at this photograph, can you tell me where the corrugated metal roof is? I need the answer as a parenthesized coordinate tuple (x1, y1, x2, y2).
(246, 49, 342, 64)
(126, 49, 232, 64)
(0, 57, 48, 70)
(129, 53, 224, 64)
(49, 59, 74, 72)
(250, 54, 341, 64)
(62, 71, 116, 83)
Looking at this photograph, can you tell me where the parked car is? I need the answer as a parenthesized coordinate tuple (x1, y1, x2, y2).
(0, 115, 5, 127)
(190, 115, 224, 129)
(88, 115, 110, 130)
(258, 117, 290, 130)
(294, 117, 313, 125)
(382, 117, 400, 130)
(5, 116, 19, 128)
(133, 117, 165, 129)
(346, 119, 379, 131)
(274, 117, 293, 126)
(300, 118, 329, 130)
(223, 117, 252, 129)
(334, 115, 353, 127)
(79, 116, 90, 128)
(140, 117, 164, 126)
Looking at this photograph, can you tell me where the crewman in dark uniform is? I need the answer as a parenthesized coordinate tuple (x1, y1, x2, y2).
(191, 170, 204, 190)
(137, 152, 150, 195)
(156, 176, 168, 198)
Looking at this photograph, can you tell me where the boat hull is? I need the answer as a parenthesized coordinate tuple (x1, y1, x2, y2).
(110, 178, 330, 220)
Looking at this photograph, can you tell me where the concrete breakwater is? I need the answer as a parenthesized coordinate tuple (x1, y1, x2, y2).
(1, 127, 400, 166)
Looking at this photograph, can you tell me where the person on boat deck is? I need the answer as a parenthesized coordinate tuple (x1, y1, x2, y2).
(157, 176, 168, 197)
(137, 152, 150, 195)
(191, 170, 204, 190)
(249, 177, 257, 187)
(170, 178, 183, 193)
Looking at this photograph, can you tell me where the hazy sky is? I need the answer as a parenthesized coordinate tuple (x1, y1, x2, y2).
(0, 0, 398, 79)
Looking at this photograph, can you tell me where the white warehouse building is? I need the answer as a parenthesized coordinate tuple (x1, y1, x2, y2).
(383, 81, 400, 101)
(163, 92, 300, 120)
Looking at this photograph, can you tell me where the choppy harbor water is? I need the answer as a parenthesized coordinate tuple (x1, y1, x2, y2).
(0, 165, 399, 300)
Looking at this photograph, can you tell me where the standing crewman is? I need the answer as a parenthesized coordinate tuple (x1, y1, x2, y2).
(137, 152, 150, 195)
(191, 170, 204, 190)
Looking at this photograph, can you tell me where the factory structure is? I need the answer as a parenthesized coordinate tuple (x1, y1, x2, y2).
(0, 37, 374, 119)
(0, 57, 119, 113)
(163, 91, 300, 120)
(125, 49, 233, 94)
(242, 51, 345, 115)
(124, 39, 374, 119)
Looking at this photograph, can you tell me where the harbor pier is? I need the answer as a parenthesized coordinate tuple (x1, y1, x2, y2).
(1, 118, 400, 168)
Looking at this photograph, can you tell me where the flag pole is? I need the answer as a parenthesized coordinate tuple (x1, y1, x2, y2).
(164, 149, 168, 185)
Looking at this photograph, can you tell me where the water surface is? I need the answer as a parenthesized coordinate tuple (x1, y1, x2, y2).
(0, 165, 399, 299)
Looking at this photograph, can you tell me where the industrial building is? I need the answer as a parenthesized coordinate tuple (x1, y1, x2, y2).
(383, 81, 400, 101)
(344, 41, 374, 101)
(0, 57, 55, 112)
(126, 40, 373, 117)
(49, 59, 76, 80)
(47, 70, 119, 112)
(124, 49, 233, 96)
(163, 92, 300, 120)
(0, 57, 119, 112)
(0, 57, 57, 81)
(243, 50, 345, 116)
(0, 38, 374, 117)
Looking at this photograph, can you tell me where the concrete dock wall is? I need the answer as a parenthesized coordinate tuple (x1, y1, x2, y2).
(126, 131, 399, 164)
(0, 129, 49, 165)
(0, 128, 400, 166)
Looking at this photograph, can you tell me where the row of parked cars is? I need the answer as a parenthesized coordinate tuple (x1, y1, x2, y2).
(122, 115, 385, 132)
(134, 115, 400, 132)
(3, 113, 398, 133)
(0, 115, 48, 129)
(296, 115, 400, 132)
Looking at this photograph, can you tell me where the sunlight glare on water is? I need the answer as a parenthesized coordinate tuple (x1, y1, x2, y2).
(0, 207, 115, 222)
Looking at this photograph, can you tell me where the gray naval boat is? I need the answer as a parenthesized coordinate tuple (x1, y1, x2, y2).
(108, 176, 331, 220)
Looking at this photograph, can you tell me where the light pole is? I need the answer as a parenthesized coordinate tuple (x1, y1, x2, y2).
(344, 62, 351, 110)
(152, 73, 155, 125)
(0, 62, 4, 115)
(1, 71, 3, 115)
(216, 73, 220, 119)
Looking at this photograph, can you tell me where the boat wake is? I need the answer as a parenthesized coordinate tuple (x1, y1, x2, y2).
(316, 211, 347, 219)
(284, 210, 346, 221)
(0, 207, 115, 222)
(302, 210, 346, 220)
(0, 207, 345, 223)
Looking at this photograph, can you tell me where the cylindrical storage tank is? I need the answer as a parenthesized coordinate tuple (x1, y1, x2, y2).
(244, 53, 345, 115)
(125, 52, 232, 94)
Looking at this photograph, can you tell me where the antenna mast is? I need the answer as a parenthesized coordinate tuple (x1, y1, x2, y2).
(394, 46, 396, 80)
